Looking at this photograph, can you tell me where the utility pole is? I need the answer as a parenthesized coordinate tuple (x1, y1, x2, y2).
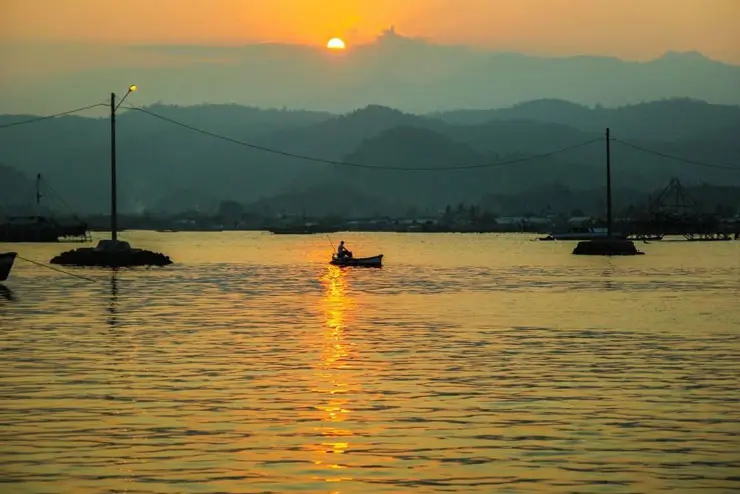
(49, 85, 173, 268)
(36, 173, 42, 207)
(110, 92, 118, 243)
(606, 127, 612, 238)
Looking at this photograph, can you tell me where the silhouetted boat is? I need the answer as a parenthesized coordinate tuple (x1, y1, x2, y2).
(0, 215, 89, 242)
(0, 174, 89, 242)
(0, 252, 17, 281)
(330, 254, 383, 268)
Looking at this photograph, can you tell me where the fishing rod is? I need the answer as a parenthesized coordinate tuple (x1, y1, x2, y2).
(325, 234, 336, 253)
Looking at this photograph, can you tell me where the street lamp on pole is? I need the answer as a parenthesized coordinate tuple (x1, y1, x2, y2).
(50, 83, 172, 267)
(110, 85, 137, 243)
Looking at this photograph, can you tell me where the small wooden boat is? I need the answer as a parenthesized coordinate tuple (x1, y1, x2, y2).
(330, 254, 383, 268)
(0, 252, 18, 281)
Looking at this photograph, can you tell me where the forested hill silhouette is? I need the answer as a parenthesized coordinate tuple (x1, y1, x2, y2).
(0, 98, 738, 216)
(258, 104, 446, 160)
(433, 98, 740, 141)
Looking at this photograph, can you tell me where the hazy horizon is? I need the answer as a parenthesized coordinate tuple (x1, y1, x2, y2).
(2, 0, 739, 114)
(1, 34, 739, 115)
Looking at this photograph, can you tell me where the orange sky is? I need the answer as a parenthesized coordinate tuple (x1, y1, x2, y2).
(2, 0, 739, 62)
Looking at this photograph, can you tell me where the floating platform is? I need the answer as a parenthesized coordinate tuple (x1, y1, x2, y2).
(50, 240, 172, 267)
(573, 238, 644, 256)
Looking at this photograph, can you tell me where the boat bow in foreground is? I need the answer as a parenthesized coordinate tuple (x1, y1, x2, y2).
(0, 252, 18, 281)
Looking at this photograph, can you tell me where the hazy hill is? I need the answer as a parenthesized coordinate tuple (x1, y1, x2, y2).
(260, 104, 445, 161)
(444, 119, 598, 155)
(433, 98, 740, 141)
(120, 104, 333, 137)
(329, 118, 739, 204)
(326, 126, 607, 210)
(0, 163, 35, 210)
(3, 31, 740, 115)
(0, 106, 334, 213)
(0, 98, 738, 216)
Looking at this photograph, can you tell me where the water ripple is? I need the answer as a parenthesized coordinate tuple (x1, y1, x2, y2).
(0, 233, 738, 493)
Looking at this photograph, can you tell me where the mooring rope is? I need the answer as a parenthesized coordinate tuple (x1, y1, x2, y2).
(16, 255, 97, 283)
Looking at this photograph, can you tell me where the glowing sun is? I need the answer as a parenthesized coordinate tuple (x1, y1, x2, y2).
(327, 38, 346, 50)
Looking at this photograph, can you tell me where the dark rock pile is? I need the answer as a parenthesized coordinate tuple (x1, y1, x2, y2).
(50, 240, 173, 267)
(573, 238, 643, 256)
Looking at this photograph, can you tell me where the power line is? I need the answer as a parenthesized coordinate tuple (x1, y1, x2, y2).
(0, 103, 107, 129)
(5, 102, 734, 174)
(126, 105, 601, 171)
(611, 138, 740, 172)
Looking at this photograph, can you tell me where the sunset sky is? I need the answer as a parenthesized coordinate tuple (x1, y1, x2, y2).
(1, 0, 738, 114)
(2, 0, 739, 62)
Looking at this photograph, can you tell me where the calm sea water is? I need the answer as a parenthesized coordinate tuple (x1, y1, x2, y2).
(1, 232, 739, 494)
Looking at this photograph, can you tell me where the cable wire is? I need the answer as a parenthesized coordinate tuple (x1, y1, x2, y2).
(612, 138, 739, 172)
(126, 105, 601, 171)
(43, 178, 84, 222)
(0, 103, 107, 129)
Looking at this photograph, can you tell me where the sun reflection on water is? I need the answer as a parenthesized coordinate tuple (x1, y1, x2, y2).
(308, 265, 357, 483)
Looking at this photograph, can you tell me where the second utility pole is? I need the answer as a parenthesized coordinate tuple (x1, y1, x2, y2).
(605, 127, 612, 238)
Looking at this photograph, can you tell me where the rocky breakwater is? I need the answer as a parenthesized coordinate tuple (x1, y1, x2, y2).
(50, 240, 172, 267)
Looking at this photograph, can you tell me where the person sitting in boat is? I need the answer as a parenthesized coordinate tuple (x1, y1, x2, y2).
(337, 240, 353, 259)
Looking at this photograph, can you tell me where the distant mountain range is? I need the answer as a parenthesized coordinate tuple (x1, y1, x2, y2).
(2, 29, 740, 115)
(1, 97, 738, 217)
